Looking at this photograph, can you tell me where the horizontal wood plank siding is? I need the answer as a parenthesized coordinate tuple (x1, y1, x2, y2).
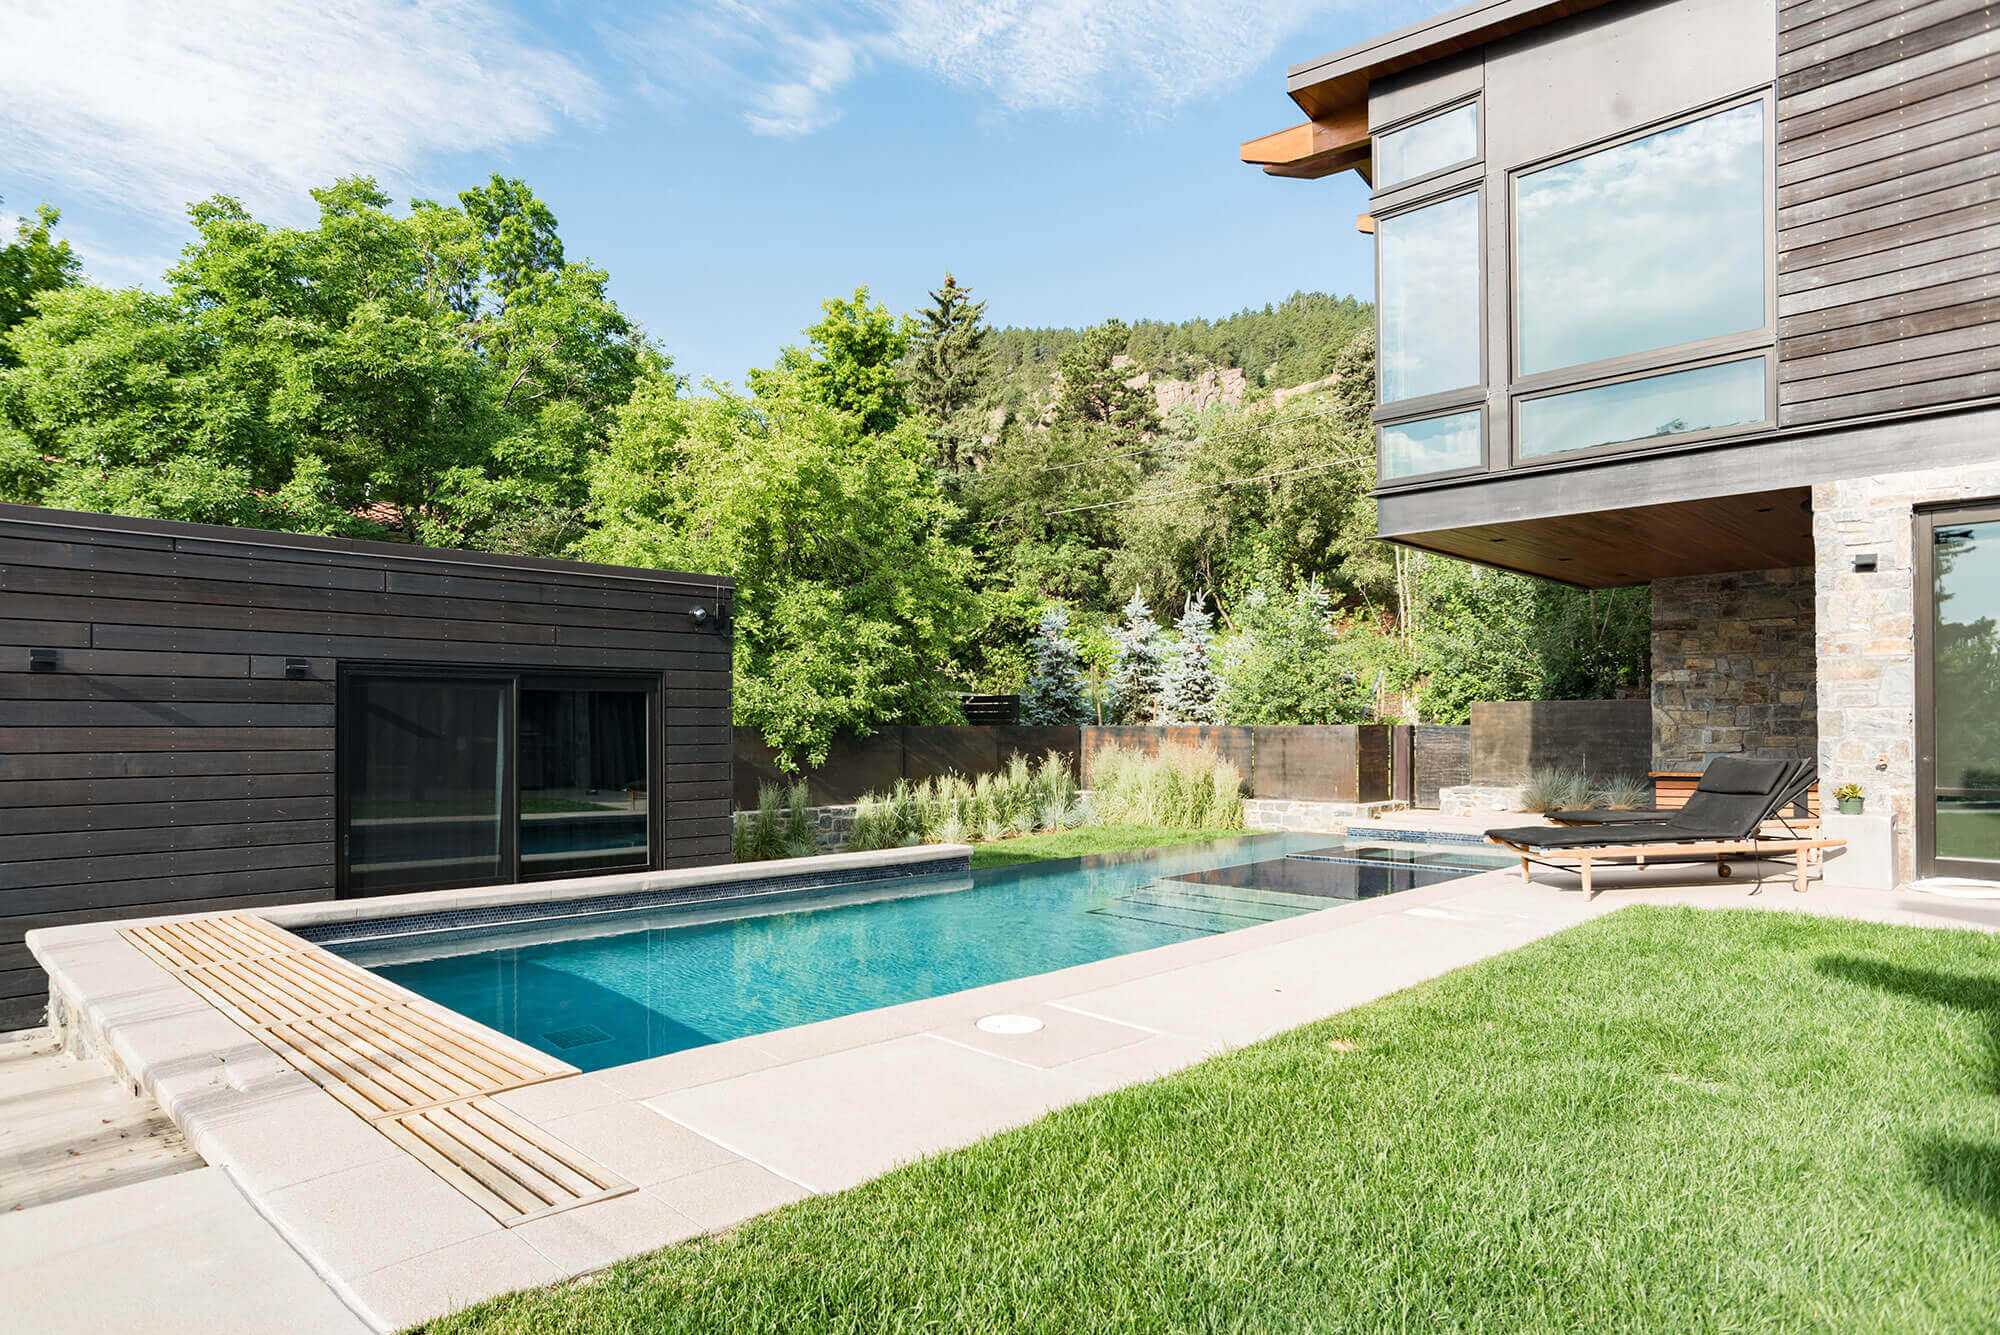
(1777, 0, 2000, 426)
(0, 503, 733, 1028)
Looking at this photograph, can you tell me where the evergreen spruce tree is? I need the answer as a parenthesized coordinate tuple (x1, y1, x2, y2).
(1158, 594, 1222, 724)
(906, 273, 992, 467)
(1104, 587, 1166, 724)
(1019, 604, 1091, 724)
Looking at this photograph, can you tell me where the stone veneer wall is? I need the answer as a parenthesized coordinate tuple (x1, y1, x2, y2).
(1651, 567, 1818, 770)
(1815, 461, 2000, 886)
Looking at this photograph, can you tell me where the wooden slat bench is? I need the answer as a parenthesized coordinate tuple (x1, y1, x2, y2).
(121, 914, 632, 1226)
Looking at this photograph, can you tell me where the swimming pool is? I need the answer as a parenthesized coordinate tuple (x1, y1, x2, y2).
(331, 834, 1510, 1072)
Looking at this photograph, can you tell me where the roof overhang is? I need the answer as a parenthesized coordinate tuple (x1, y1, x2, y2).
(1382, 487, 1815, 588)
(1245, 0, 1619, 181)
(1238, 103, 1371, 181)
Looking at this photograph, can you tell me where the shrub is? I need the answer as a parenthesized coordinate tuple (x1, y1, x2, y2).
(1087, 743, 1244, 830)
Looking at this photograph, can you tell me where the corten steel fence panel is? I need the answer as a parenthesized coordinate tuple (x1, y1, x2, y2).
(1413, 726, 1471, 808)
(1249, 726, 1391, 803)
(1467, 700, 1652, 785)
(1081, 726, 1257, 793)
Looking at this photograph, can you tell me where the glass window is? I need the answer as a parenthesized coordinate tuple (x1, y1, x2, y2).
(1378, 191, 1480, 404)
(1516, 357, 1766, 459)
(1375, 102, 1479, 189)
(344, 677, 508, 896)
(519, 685, 651, 878)
(1381, 409, 1482, 479)
(1516, 101, 1766, 376)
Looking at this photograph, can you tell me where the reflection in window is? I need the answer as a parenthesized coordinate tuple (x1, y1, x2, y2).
(1517, 357, 1765, 458)
(1379, 191, 1480, 403)
(1375, 101, 1479, 189)
(1931, 520, 2000, 866)
(520, 687, 650, 877)
(345, 678, 507, 896)
(1516, 101, 1765, 375)
(1381, 410, 1482, 479)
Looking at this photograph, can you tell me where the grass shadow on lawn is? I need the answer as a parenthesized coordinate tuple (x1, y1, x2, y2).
(1816, 953, 2000, 1219)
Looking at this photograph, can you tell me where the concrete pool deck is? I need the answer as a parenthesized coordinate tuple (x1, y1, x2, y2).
(15, 850, 1992, 1333)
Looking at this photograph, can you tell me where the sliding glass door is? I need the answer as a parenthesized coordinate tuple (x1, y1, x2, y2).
(518, 681, 652, 878)
(1918, 505, 2000, 881)
(340, 670, 657, 897)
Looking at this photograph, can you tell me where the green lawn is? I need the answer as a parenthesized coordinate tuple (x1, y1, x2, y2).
(968, 824, 1252, 869)
(424, 908, 2000, 1334)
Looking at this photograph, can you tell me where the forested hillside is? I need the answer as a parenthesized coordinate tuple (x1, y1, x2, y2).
(0, 180, 1647, 765)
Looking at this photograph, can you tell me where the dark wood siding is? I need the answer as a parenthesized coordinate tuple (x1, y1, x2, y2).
(0, 504, 733, 1029)
(1777, 0, 2000, 425)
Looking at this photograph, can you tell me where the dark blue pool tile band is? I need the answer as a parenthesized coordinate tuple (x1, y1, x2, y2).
(1340, 823, 1488, 847)
(292, 853, 973, 948)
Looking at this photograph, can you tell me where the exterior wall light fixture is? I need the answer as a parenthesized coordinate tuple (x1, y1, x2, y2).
(28, 648, 58, 672)
(284, 658, 312, 679)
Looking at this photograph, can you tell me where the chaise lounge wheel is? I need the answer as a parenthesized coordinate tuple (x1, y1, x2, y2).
(1717, 862, 1732, 878)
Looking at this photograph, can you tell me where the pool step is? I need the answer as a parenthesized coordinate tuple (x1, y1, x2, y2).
(1088, 879, 1324, 934)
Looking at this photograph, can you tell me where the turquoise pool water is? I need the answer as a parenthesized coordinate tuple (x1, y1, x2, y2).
(333, 835, 1505, 1072)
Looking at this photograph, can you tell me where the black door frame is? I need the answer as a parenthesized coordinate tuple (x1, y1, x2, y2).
(336, 664, 664, 898)
(1913, 501, 2000, 881)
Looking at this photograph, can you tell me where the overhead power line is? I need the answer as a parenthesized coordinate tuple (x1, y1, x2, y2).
(965, 397, 1368, 482)
(1030, 451, 1376, 520)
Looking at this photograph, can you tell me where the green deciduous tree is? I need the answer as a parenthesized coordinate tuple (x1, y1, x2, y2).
(1220, 575, 1371, 725)
(753, 286, 911, 435)
(0, 200, 80, 365)
(582, 371, 980, 770)
(0, 176, 655, 550)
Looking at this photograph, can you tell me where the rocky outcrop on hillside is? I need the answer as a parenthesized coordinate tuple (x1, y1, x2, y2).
(1112, 357, 1248, 415)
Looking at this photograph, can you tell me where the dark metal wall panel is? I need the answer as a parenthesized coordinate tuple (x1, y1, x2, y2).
(0, 503, 734, 1028)
(1468, 699, 1653, 784)
(1413, 726, 1472, 808)
(1777, 0, 2000, 425)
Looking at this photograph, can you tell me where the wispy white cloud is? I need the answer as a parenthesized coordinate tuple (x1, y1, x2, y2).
(0, 0, 605, 227)
(605, 0, 1395, 138)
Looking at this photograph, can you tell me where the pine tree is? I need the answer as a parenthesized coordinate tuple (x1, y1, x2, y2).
(1158, 594, 1222, 724)
(1104, 587, 1166, 724)
(1052, 319, 1160, 445)
(906, 273, 991, 467)
(1020, 605, 1091, 724)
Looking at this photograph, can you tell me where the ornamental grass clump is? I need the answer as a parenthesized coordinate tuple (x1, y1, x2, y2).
(736, 781, 818, 861)
(1518, 766, 1593, 814)
(843, 751, 1078, 850)
(1086, 743, 1243, 830)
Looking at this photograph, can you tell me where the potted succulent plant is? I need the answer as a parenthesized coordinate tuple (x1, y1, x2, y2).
(1835, 782, 1865, 815)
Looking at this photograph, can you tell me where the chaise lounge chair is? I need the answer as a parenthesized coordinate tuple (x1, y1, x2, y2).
(1545, 763, 1819, 832)
(1485, 757, 1845, 900)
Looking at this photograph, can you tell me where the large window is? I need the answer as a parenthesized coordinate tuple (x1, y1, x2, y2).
(1375, 101, 1478, 190)
(1515, 100, 1766, 377)
(1381, 409, 1482, 480)
(1377, 190, 1480, 404)
(341, 671, 655, 896)
(1516, 357, 1766, 459)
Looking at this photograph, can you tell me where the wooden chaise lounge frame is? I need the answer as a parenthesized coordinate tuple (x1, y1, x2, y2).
(1486, 760, 1847, 900)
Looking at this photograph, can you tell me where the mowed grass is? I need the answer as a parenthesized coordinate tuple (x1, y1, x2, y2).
(423, 908, 2000, 1334)
(969, 824, 1252, 869)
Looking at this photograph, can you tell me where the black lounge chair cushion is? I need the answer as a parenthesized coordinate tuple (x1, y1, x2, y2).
(1693, 756, 1791, 795)
(1545, 808, 1673, 825)
(1487, 822, 1744, 850)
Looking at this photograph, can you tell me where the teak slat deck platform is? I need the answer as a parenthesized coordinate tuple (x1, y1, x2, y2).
(121, 914, 633, 1226)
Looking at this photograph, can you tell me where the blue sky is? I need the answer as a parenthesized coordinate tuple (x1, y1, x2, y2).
(0, 1, 1409, 385)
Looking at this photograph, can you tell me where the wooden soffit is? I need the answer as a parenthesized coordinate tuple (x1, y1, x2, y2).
(1385, 487, 1815, 588)
(1239, 104, 1371, 181)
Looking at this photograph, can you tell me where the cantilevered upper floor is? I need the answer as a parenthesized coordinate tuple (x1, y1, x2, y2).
(1246, 0, 2000, 585)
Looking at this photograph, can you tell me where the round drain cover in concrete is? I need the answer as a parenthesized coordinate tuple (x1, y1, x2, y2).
(976, 1013, 1045, 1035)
